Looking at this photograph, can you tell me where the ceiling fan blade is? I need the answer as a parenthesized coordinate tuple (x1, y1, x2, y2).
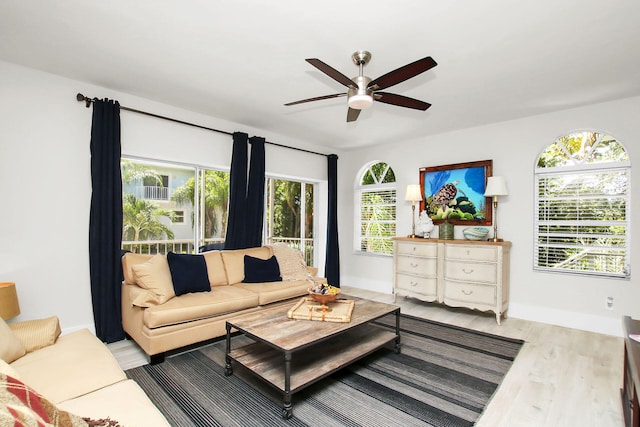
(306, 58, 355, 88)
(375, 92, 432, 110)
(346, 107, 361, 122)
(368, 56, 437, 90)
(284, 93, 346, 106)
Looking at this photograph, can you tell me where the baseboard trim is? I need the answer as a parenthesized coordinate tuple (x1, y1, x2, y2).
(61, 323, 95, 336)
(343, 278, 623, 337)
(508, 302, 623, 337)
(341, 275, 392, 295)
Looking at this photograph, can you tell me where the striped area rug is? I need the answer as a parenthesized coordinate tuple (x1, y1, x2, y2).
(126, 314, 523, 427)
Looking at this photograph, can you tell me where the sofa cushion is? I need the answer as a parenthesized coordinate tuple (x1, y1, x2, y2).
(58, 379, 169, 427)
(0, 359, 21, 381)
(127, 285, 163, 308)
(203, 250, 228, 286)
(10, 329, 126, 404)
(167, 252, 211, 296)
(131, 254, 175, 305)
(0, 318, 26, 363)
(0, 373, 88, 426)
(9, 316, 61, 353)
(243, 255, 282, 283)
(221, 246, 272, 285)
(269, 243, 312, 281)
(234, 280, 310, 305)
(143, 286, 260, 329)
(122, 253, 153, 285)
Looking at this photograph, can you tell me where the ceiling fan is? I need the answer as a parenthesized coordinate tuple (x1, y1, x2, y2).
(285, 51, 437, 122)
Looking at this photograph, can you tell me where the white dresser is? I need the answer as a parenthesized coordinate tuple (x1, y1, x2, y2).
(393, 237, 511, 324)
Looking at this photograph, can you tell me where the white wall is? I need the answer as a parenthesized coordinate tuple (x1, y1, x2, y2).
(0, 60, 332, 333)
(3, 58, 639, 337)
(340, 96, 640, 336)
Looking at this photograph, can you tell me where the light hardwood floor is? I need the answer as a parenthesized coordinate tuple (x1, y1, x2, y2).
(108, 286, 625, 427)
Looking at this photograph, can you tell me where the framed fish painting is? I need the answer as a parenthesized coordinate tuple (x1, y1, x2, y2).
(419, 160, 493, 225)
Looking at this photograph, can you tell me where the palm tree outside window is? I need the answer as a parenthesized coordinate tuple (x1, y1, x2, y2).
(355, 161, 397, 255)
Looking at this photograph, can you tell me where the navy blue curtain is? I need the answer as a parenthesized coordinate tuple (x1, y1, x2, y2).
(225, 132, 249, 249)
(89, 98, 125, 343)
(325, 154, 340, 286)
(245, 136, 265, 248)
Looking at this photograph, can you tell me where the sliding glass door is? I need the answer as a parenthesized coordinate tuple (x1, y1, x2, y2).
(121, 159, 316, 261)
(265, 177, 315, 265)
(121, 158, 229, 254)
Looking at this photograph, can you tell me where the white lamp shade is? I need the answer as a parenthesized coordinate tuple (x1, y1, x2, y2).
(404, 184, 423, 202)
(484, 176, 508, 197)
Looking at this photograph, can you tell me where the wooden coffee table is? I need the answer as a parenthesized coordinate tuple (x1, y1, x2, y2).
(224, 296, 400, 419)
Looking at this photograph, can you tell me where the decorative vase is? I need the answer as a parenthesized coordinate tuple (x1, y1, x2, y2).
(439, 220, 454, 240)
(462, 226, 489, 241)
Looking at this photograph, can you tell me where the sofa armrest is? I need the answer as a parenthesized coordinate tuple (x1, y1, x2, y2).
(9, 316, 61, 353)
(307, 266, 318, 277)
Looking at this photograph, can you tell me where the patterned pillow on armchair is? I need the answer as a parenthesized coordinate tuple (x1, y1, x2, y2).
(0, 373, 122, 427)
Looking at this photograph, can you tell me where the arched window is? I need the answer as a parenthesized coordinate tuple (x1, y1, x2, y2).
(355, 161, 396, 255)
(534, 131, 630, 278)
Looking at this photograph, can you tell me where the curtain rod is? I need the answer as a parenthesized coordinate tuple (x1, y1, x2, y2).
(76, 93, 330, 158)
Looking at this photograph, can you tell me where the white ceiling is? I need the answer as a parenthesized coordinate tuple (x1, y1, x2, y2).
(1, 0, 639, 150)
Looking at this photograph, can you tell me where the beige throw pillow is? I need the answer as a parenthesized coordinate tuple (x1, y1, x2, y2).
(269, 243, 312, 281)
(131, 254, 175, 305)
(0, 358, 21, 380)
(0, 318, 26, 363)
(9, 316, 61, 353)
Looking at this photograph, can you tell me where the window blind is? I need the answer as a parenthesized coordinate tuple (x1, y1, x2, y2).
(534, 168, 629, 278)
(359, 188, 396, 254)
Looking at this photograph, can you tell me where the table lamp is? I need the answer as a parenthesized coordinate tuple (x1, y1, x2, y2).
(484, 176, 508, 242)
(405, 184, 423, 238)
(0, 282, 20, 320)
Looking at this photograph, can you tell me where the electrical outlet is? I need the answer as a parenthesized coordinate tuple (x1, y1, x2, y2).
(606, 296, 614, 310)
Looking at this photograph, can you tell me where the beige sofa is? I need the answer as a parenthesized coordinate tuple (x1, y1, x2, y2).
(1, 316, 169, 426)
(121, 244, 322, 362)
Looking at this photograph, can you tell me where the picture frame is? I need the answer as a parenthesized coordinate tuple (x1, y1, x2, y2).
(419, 160, 493, 225)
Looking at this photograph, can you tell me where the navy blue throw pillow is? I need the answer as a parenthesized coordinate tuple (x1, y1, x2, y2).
(243, 255, 282, 283)
(166, 252, 211, 296)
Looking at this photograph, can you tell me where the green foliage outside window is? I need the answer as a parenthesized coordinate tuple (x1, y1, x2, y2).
(358, 162, 396, 255)
(535, 131, 629, 278)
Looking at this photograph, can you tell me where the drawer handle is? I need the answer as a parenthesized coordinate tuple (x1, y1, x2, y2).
(410, 262, 419, 268)
(466, 250, 470, 256)
(462, 268, 474, 274)
(462, 289, 473, 295)
(410, 281, 418, 287)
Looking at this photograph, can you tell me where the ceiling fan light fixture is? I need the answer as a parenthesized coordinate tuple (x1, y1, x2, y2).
(348, 75, 373, 109)
(348, 94, 373, 110)
(285, 51, 437, 122)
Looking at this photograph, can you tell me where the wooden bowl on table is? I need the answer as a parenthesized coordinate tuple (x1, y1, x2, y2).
(308, 284, 340, 306)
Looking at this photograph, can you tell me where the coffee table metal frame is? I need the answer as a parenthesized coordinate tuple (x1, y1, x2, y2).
(224, 298, 400, 419)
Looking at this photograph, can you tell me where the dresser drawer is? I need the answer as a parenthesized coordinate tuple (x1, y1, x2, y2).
(396, 256, 437, 276)
(396, 242, 438, 257)
(445, 244, 498, 262)
(444, 281, 496, 306)
(396, 274, 437, 296)
(445, 260, 497, 283)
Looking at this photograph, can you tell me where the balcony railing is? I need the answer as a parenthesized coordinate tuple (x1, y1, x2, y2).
(122, 237, 315, 266)
(144, 186, 169, 200)
(266, 237, 314, 266)
(126, 186, 169, 201)
(122, 239, 196, 255)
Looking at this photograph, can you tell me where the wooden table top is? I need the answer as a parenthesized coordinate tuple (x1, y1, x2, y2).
(227, 296, 399, 351)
